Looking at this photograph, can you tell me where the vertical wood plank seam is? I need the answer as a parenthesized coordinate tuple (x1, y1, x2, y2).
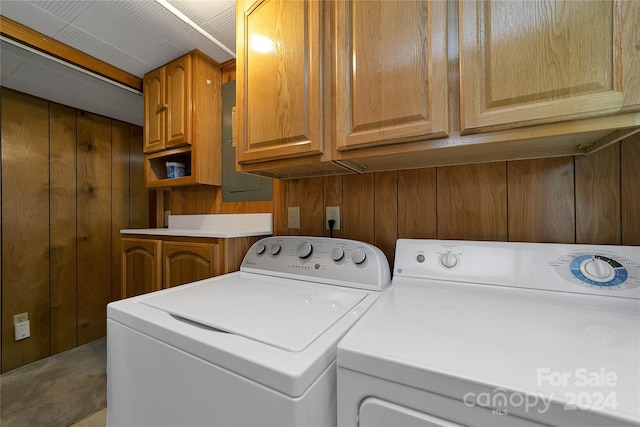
(435, 167, 439, 239)
(618, 141, 623, 244)
(47, 102, 52, 357)
(74, 111, 79, 346)
(504, 161, 510, 242)
(573, 156, 577, 244)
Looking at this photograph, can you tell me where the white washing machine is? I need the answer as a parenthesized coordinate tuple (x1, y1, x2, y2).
(337, 239, 640, 427)
(107, 236, 390, 426)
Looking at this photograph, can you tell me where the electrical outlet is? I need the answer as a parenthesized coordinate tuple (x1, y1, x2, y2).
(13, 312, 28, 325)
(326, 206, 340, 230)
(288, 206, 300, 229)
(14, 321, 30, 341)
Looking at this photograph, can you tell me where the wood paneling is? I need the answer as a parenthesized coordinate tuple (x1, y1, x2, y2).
(77, 112, 112, 345)
(343, 174, 375, 244)
(1, 89, 51, 372)
(437, 163, 507, 241)
(374, 172, 398, 265)
(575, 144, 621, 244)
(273, 180, 289, 236)
(288, 178, 324, 236)
(621, 134, 640, 244)
(1, 89, 145, 371)
(49, 103, 77, 354)
(397, 169, 437, 239)
(508, 158, 575, 243)
(112, 121, 129, 302)
(129, 126, 148, 229)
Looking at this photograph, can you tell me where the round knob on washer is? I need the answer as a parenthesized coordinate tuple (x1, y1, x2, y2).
(331, 247, 345, 261)
(255, 242, 266, 255)
(417, 254, 426, 263)
(296, 242, 313, 259)
(440, 251, 458, 268)
(270, 243, 281, 256)
(583, 259, 613, 281)
(352, 249, 367, 264)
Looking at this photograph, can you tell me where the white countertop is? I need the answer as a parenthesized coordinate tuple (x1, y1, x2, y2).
(121, 214, 273, 238)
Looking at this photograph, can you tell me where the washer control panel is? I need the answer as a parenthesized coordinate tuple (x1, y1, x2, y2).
(394, 239, 640, 299)
(240, 236, 391, 291)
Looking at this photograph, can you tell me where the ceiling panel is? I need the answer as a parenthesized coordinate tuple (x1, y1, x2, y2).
(1, 0, 237, 126)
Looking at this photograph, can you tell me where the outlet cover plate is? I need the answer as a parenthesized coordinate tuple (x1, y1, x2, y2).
(326, 206, 340, 230)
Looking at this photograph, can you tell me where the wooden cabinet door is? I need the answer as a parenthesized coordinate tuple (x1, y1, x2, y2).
(236, 0, 323, 164)
(143, 68, 165, 153)
(165, 54, 192, 149)
(163, 241, 221, 288)
(460, 0, 638, 133)
(122, 238, 162, 298)
(333, 0, 448, 151)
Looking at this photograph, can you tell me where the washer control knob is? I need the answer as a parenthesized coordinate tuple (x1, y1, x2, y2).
(255, 242, 266, 255)
(417, 254, 426, 263)
(270, 243, 281, 256)
(331, 247, 345, 261)
(296, 242, 313, 259)
(582, 258, 613, 281)
(440, 251, 458, 268)
(352, 249, 367, 265)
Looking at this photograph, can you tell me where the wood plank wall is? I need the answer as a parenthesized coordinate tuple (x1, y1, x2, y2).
(1, 89, 147, 372)
(166, 135, 640, 268)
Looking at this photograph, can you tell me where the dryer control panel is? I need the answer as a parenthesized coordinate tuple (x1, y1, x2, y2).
(241, 236, 391, 291)
(393, 239, 640, 299)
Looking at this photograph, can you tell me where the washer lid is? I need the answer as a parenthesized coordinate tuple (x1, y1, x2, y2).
(142, 275, 367, 352)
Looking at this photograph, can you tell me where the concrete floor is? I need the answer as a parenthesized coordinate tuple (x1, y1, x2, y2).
(0, 338, 106, 427)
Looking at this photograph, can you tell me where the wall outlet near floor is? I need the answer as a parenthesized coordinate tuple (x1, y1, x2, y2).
(326, 206, 340, 230)
(288, 206, 300, 229)
(13, 312, 28, 325)
(13, 312, 30, 341)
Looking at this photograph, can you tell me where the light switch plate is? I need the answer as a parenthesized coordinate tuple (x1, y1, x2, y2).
(288, 207, 300, 229)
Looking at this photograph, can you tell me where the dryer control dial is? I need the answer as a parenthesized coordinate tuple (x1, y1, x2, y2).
(582, 258, 614, 281)
(296, 242, 313, 259)
(440, 251, 458, 268)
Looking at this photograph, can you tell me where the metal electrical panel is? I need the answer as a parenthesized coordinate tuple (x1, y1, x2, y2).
(222, 81, 272, 202)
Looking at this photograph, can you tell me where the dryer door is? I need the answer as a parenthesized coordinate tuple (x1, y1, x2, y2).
(359, 397, 463, 426)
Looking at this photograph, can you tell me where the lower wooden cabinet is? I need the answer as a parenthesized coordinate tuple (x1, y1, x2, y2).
(121, 235, 260, 299)
(163, 241, 221, 288)
(122, 238, 162, 298)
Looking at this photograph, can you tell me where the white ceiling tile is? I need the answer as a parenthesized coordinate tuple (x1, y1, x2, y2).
(169, 28, 234, 63)
(109, 0, 192, 41)
(70, 1, 168, 58)
(0, 0, 69, 37)
(169, 0, 235, 23)
(32, 0, 94, 23)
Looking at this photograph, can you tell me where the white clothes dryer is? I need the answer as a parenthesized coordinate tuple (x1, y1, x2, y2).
(337, 239, 639, 427)
(107, 236, 390, 426)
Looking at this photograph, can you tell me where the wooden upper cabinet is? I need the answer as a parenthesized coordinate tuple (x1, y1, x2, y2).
(165, 55, 192, 149)
(143, 55, 192, 153)
(163, 241, 221, 288)
(142, 50, 222, 187)
(333, 0, 448, 151)
(236, 0, 323, 164)
(143, 68, 164, 153)
(459, 0, 640, 134)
